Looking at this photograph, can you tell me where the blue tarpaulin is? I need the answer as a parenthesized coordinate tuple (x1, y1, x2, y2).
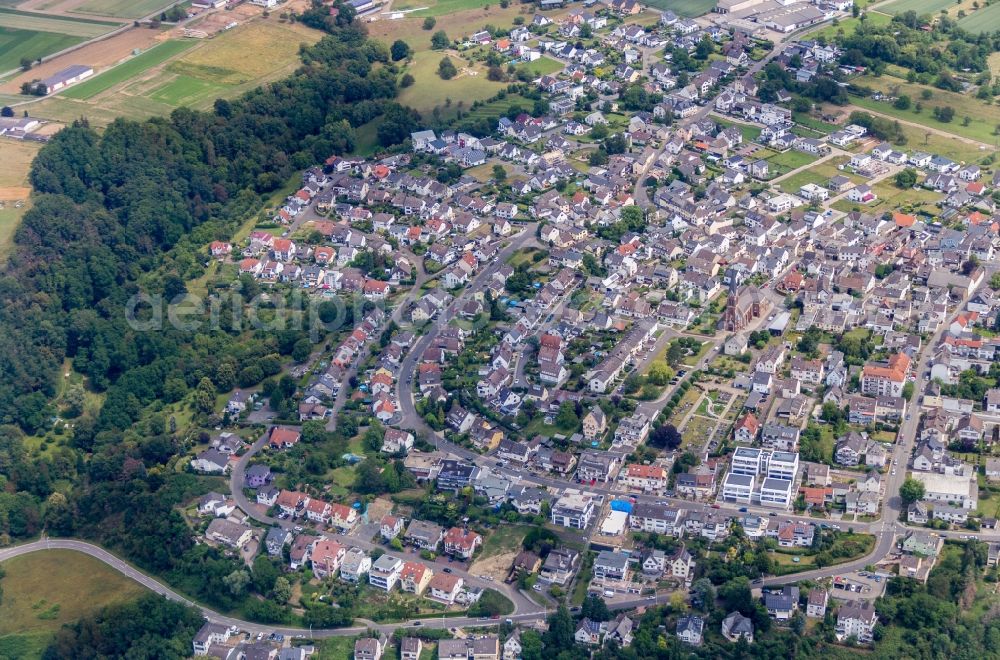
(610, 499, 633, 514)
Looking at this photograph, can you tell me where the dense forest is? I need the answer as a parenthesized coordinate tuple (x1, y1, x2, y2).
(42, 594, 203, 660)
(0, 0, 414, 608)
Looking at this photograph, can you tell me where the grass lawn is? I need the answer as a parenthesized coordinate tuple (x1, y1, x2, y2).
(518, 55, 563, 77)
(570, 552, 594, 606)
(311, 636, 360, 660)
(778, 169, 831, 194)
(61, 39, 197, 100)
(327, 466, 356, 497)
(893, 120, 990, 163)
(778, 158, 864, 193)
(0, 206, 26, 262)
(507, 246, 545, 268)
(640, 0, 716, 17)
(682, 415, 716, 448)
(0, 550, 147, 655)
(764, 149, 818, 175)
(808, 10, 891, 40)
(863, 181, 943, 215)
(397, 50, 505, 114)
(880, 0, 953, 14)
(366, 4, 529, 55)
(466, 161, 511, 182)
(770, 533, 875, 576)
(523, 416, 563, 440)
(849, 75, 1000, 145)
(481, 525, 530, 559)
(71, 0, 175, 19)
(149, 73, 223, 106)
(399, 0, 493, 17)
(352, 116, 385, 157)
(792, 112, 840, 135)
(714, 117, 762, 142)
(0, 26, 83, 72)
(957, 2, 1000, 32)
(682, 340, 711, 366)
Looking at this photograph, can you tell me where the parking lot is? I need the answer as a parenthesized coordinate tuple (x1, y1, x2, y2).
(830, 571, 888, 601)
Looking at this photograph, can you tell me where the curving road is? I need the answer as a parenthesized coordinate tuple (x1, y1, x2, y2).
(0, 538, 552, 638)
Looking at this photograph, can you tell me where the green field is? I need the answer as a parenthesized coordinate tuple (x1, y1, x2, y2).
(0, 7, 117, 35)
(0, 550, 147, 657)
(778, 169, 832, 194)
(518, 55, 563, 77)
(61, 39, 197, 99)
(714, 117, 762, 142)
(0, 26, 83, 71)
(850, 74, 1000, 144)
(763, 149, 818, 176)
(479, 525, 529, 559)
(30, 20, 323, 126)
(640, 0, 716, 17)
(880, 0, 954, 15)
(895, 120, 989, 163)
(397, 50, 505, 113)
(808, 10, 891, 39)
(957, 3, 1000, 33)
(149, 73, 221, 105)
(72, 0, 176, 19)
(394, 0, 493, 17)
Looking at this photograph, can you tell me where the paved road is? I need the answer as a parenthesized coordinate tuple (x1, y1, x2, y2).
(395, 224, 539, 439)
(323, 246, 432, 431)
(0, 538, 552, 638)
(762, 271, 990, 585)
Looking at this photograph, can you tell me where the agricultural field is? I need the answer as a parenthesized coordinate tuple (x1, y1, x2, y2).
(0, 25, 82, 71)
(71, 0, 175, 19)
(396, 49, 505, 114)
(880, 0, 954, 15)
(956, 2, 1000, 33)
(60, 39, 196, 99)
(366, 3, 536, 54)
(0, 7, 119, 72)
(850, 74, 1000, 144)
(394, 0, 493, 17)
(166, 21, 320, 86)
(148, 73, 218, 105)
(640, 0, 716, 17)
(0, 139, 39, 261)
(0, 550, 147, 658)
(0, 7, 117, 36)
(30, 19, 323, 125)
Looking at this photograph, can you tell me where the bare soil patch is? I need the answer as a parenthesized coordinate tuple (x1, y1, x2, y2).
(0, 25, 164, 93)
(469, 550, 517, 582)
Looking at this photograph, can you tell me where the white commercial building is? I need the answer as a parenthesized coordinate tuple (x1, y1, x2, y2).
(731, 447, 763, 476)
(759, 477, 795, 508)
(721, 473, 754, 503)
(911, 472, 978, 509)
(765, 451, 799, 481)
